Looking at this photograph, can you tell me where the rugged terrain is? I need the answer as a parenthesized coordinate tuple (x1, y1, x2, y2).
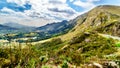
(0, 5, 120, 68)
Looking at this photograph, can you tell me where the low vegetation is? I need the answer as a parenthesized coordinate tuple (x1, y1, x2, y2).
(0, 32, 119, 67)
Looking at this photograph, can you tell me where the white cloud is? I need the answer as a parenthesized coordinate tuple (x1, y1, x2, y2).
(1, 0, 97, 26)
(26, 0, 76, 20)
(73, 0, 99, 9)
(87, 0, 100, 2)
(7, 0, 29, 6)
(70, 0, 74, 2)
(0, 0, 78, 26)
(0, 0, 77, 26)
(1, 7, 15, 13)
(0, 13, 58, 27)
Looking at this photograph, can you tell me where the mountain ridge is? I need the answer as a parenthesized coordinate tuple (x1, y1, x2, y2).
(57, 5, 120, 41)
(3, 22, 34, 29)
(0, 24, 19, 34)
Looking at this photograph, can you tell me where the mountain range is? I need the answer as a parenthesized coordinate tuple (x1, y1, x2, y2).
(0, 19, 77, 37)
(0, 24, 18, 34)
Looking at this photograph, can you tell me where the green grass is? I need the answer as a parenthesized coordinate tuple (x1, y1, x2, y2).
(115, 42, 120, 47)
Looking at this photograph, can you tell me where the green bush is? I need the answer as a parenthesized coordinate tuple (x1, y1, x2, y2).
(61, 60, 68, 68)
(115, 42, 120, 47)
(37, 38, 62, 48)
(69, 32, 90, 44)
(0, 50, 9, 59)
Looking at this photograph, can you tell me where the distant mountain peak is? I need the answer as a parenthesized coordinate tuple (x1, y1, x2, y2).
(3, 22, 29, 29)
(0, 24, 17, 30)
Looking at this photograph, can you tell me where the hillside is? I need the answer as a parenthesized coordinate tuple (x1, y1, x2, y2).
(59, 5, 120, 41)
(33, 5, 120, 67)
(36, 20, 77, 36)
(0, 5, 120, 68)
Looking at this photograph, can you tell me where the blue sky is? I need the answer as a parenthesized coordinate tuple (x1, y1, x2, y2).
(0, 0, 120, 26)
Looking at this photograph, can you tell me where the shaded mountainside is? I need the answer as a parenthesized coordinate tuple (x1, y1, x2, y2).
(36, 20, 77, 35)
(0, 24, 19, 34)
(3, 22, 36, 32)
(3, 22, 30, 29)
(0, 23, 36, 34)
(36, 13, 87, 35)
(35, 13, 87, 36)
(0, 24, 17, 30)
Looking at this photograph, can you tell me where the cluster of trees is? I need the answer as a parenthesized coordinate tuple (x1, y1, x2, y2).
(0, 31, 69, 43)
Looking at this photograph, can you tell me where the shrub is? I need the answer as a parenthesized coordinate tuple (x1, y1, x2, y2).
(69, 32, 90, 44)
(61, 60, 68, 68)
(0, 50, 9, 59)
(27, 59, 36, 68)
(115, 42, 120, 47)
(38, 38, 62, 48)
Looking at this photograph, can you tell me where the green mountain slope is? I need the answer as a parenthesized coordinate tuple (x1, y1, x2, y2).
(56, 5, 120, 41)
(33, 5, 120, 66)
